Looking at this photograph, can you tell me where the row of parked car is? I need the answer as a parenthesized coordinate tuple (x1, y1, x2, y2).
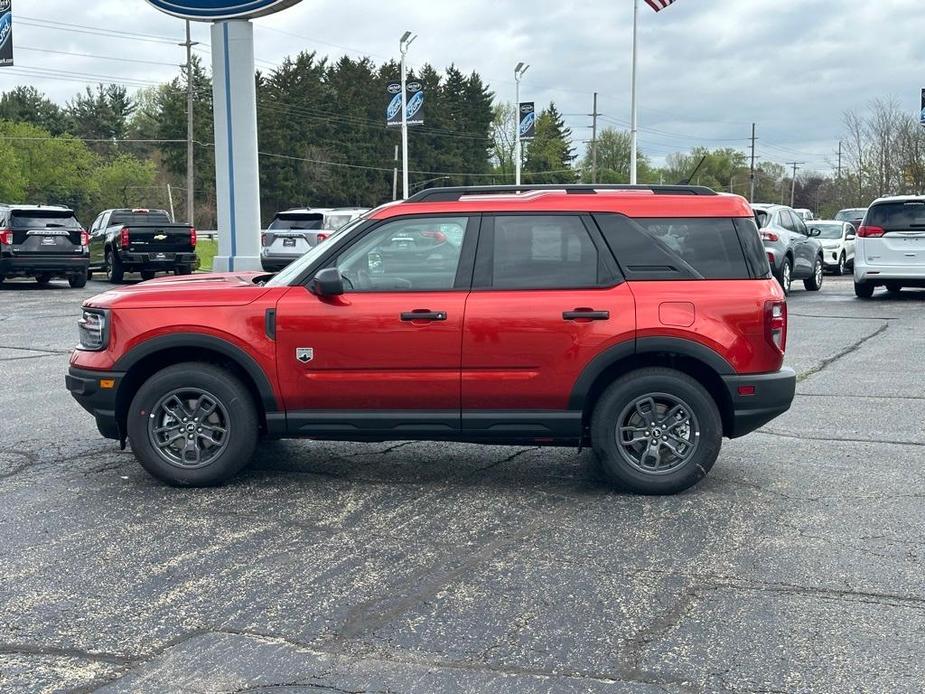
(0, 204, 197, 287)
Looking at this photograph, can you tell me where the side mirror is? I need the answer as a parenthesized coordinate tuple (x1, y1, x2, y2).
(846, 234, 856, 241)
(308, 267, 345, 297)
(808, 228, 821, 237)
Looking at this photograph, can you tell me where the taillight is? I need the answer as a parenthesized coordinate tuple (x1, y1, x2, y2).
(316, 232, 330, 243)
(80, 230, 90, 247)
(120, 227, 130, 249)
(765, 300, 788, 353)
(857, 225, 885, 238)
(760, 230, 779, 243)
(190, 227, 197, 248)
(0, 228, 12, 245)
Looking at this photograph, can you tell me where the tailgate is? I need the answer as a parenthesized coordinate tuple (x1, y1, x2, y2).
(864, 202, 925, 267)
(12, 228, 83, 255)
(126, 225, 193, 253)
(874, 231, 925, 266)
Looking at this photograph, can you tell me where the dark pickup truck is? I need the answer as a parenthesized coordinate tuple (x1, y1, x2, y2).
(0, 205, 90, 287)
(87, 208, 197, 283)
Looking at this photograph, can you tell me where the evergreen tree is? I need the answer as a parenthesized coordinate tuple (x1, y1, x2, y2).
(523, 103, 577, 184)
(0, 86, 68, 135)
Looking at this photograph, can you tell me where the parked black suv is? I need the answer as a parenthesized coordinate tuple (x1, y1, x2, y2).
(0, 205, 89, 287)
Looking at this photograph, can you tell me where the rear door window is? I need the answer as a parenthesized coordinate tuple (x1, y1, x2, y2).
(595, 214, 753, 280)
(485, 215, 607, 289)
(866, 201, 925, 231)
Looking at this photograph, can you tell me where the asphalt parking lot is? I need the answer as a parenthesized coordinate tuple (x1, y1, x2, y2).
(1, 275, 924, 693)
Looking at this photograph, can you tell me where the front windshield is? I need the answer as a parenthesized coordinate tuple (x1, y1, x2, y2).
(813, 222, 845, 239)
(265, 219, 363, 287)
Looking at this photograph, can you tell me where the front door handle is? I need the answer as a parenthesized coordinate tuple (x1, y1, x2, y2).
(563, 309, 610, 321)
(401, 310, 447, 322)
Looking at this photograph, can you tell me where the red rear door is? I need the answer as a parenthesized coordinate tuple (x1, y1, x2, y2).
(460, 214, 635, 436)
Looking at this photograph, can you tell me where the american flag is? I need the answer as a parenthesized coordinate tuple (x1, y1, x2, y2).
(645, 0, 677, 11)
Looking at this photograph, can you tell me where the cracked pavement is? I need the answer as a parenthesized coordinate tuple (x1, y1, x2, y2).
(1, 276, 924, 693)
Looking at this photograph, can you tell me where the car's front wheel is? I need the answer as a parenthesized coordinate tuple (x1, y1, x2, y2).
(140, 270, 156, 281)
(835, 253, 846, 276)
(804, 256, 824, 291)
(591, 368, 723, 495)
(127, 362, 259, 487)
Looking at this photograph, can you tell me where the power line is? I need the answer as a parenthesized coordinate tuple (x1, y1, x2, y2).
(15, 46, 180, 67)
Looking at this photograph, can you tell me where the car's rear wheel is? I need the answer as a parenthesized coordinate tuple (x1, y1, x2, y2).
(35, 274, 52, 286)
(804, 256, 824, 291)
(140, 270, 156, 281)
(855, 280, 875, 299)
(105, 250, 124, 284)
(885, 281, 903, 295)
(591, 368, 722, 495)
(127, 362, 258, 487)
(777, 257, 793, 296)
(68, 270, 88, 289)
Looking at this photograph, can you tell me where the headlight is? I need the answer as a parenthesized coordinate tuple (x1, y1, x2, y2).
(78, 309, 109, 351)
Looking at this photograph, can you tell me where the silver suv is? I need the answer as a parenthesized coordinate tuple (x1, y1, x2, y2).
(260, 207, 368, 272)
(752, 203, 825, 295)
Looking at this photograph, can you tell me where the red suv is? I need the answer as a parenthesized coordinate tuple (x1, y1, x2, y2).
(67, 185, 795, 495)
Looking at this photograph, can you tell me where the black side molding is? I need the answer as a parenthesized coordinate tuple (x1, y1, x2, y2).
(265, 309, 277, 340)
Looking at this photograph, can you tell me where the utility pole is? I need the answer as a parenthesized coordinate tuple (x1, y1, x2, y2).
(590, 92, 599, 184)
(836, 140, 843, 208)
(514, 62, 530, 186)
(749, 122, 757, 202)
(787, 161, 804, 208)
(392, 145, 399, 201)
(630, 0, 640, 184)
(399, 31, 416, 200)
(180, 20, 198, 226)
(166, 183, 176, 222)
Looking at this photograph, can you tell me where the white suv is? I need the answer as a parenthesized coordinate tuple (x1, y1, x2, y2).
(855, 196, 925, 298)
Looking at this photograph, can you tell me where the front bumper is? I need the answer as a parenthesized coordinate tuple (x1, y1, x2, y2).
(0, 256, 89, 277)
(66, 366, 124, 440)
(722, 368, 796, 438)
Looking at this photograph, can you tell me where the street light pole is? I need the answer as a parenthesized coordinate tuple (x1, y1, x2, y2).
(514, 62, 529, 186)
(400, 31, 417, 200)
(630, 0, 639, 185)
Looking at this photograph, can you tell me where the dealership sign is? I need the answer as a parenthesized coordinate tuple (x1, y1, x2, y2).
(519, 102, 536, 140)
(0, 0, 12, 67)
(386, 80, 424, 127)
(146, 0, 303, 21)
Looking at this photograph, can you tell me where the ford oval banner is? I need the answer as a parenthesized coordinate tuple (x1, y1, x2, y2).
(0, 0, 13, 67)
(146, 0, 303, 21)
(386, 81, 425, 128)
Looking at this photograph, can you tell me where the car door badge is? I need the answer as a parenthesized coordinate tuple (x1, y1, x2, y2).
(296, 348, 314, 364)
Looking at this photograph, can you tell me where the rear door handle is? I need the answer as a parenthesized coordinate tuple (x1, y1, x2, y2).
(401, 310, 448, 322)
(563, 310, 610, 321)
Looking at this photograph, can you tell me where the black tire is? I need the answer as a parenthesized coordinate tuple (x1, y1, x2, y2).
(855, 280, 875, 299)
(127, 362, 258, 487)
(591, 367, 723, 495)
(0, 274, 5, 284)
(777, 256, 793, 296)
(86, 269, 93, 280)
(140, 270, 156, 281)
(803, 256, 824, 291)
(35, 274, 52, 285)
(885, 281, 902, 295)
(68, 270, 88, 289)
(175, 266, 193, 276)
(836, 253, 846, 276)
(106, 250, 124, 284)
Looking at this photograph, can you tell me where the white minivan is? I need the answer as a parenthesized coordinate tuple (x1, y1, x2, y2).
(855, 197, 925, 298)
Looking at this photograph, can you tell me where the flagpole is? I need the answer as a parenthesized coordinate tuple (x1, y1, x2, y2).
(630, 0, 639, 185)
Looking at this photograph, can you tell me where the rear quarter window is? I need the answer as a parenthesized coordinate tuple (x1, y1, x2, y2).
(594, 214, 756, 280)
(110, 211, 172, 226)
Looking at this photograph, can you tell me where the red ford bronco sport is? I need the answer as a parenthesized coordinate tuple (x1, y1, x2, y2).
(67, 185, 795, 495)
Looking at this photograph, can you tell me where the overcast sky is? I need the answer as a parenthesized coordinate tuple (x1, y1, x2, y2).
(2, 0, 923, 173)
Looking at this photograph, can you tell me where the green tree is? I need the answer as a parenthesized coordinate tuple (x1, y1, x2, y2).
(580, 127, 655, 184)
(523, 103, 577, 184)
(66, 84, 136, 151)
(88, 155, 158, 213)
(0, 86, 68, 135)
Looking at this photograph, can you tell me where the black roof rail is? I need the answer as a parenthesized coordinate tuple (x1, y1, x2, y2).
(405, 184, 718, 203)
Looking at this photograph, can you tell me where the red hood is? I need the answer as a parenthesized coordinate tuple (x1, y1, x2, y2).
(85, 272, 274, 309)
